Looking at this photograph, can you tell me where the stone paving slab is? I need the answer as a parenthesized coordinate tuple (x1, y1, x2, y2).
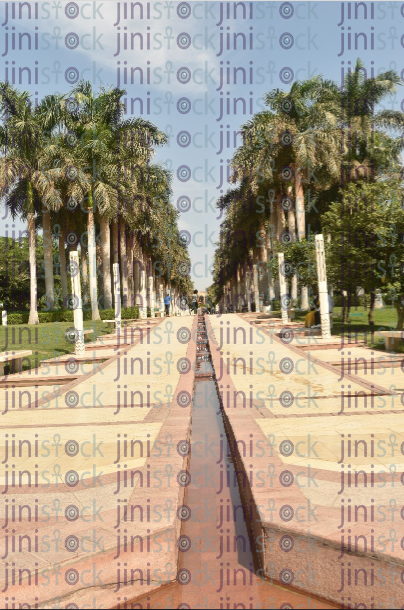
(0, 316, 197, 608)
(206, 313, 404, 607)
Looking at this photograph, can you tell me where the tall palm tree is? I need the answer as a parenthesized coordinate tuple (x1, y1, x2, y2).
(0, 83, 56, 323)
(214, 63, 404, 309)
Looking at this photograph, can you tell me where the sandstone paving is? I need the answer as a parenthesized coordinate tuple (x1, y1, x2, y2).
(206, 313, 404, 607)
(0, 316, 197, 608)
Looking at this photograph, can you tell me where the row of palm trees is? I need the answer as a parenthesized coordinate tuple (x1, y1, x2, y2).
(0, 82, 193, 323)
(211, 59, 404, 310)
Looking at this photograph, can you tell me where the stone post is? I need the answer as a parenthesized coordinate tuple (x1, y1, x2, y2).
(278, 252, 289, 325)
(154, 271, 159, 315)
(375, 289, 384, 309)
(69, 251, 85, 356)
(236, 266, 242, 312)
(171, 287, 176, 316)
(148, 274, 155, 317)
(230, 275, 234, 312)
(113, 263, 122, 335)
(159, 283, 164, 315)
(133, 240, 141, 307)
(245, 269, 251, 312)
(140, 257, 147, 319)
(1, 310, 7, 326)
(315, 234, 331, 339)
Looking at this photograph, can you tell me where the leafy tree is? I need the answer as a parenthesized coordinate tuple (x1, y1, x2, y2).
(322, 175, 404, 328)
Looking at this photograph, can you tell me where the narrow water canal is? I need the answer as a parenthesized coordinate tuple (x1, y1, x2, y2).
(121, 315, 336, 609)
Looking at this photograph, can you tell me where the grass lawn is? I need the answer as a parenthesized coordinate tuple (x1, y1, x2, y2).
(287, 306, 403, 352)
(0, 321, 112, 373)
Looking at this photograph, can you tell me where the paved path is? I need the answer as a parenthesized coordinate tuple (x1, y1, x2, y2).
(207, 313, 404, 607)
(2, 311, 398, 607)
(0, 317, 196, 608)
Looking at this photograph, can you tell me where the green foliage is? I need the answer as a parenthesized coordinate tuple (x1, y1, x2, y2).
(0, 236, 50, 310)
(322, 177, 404, 302)
(212, 59, 404, 304)
(0, 320, 111, 372)
(267, 238, 317, 289)
(0, 81, 194, 320)
(5, 306, 140, 325)
(99, 307, 140, 320)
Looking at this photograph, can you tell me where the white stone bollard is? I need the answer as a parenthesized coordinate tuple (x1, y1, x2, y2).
(245, 270, 251, 312)
(171, 289, 175, 316)
(113, 263, 122, 335)
(148, 275, 155, 317)
(1, 310, 7, 326)
(159, 284, 164, 316)
(278, 253, 289, 325)
(69, 252, 85, 356)
(140, 267, 147, 319)
(315, 234, 331, 339)
(374, 289, 384, 309)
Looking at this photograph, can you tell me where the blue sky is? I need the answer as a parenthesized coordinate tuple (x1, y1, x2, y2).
(1, 1, 403, 289)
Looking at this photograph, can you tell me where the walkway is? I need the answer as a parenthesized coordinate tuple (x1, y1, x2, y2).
(1, 311, 399, 607)
(208, 313, 404, 607)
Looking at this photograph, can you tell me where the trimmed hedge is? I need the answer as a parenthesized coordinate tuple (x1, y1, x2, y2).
(7, 310, 79, 325)
(5, 306, 140, 325)
(99, 307, 140, 320)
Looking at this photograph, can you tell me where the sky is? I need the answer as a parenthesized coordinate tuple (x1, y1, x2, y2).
(0, 0, 403, 290)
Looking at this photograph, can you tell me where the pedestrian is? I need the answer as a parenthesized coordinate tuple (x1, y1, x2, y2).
(191, 289, 198, 315)
(164, 292, 172, 317)
(305, 288, 319, 328)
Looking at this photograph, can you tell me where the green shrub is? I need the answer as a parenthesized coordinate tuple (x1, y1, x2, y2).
(99, 307, 140, 320)
(7, 312, 29, 325)
(5, 306, 140, 325)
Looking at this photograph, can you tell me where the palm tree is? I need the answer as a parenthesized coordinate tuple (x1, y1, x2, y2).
(0, 82, 191, 322)
(40, 82, 125, 320)
(214, 63, 404, 310)
(0, 83, 55, 323)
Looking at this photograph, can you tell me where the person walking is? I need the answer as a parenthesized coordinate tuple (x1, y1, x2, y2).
(164, 292, 172, 316)
(191, 289, 198, 315)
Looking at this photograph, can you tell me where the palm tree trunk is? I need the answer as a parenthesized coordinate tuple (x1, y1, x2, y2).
(127, 230, 134, 308)
(42, 206, 55, 310)
(287, 207, 298, 304)
(27, 182, 39, 325)
(276, 198, 286, 239)
(133, 237, 141, 306)
(369, 291, 375, 325)
(257, 224, 267, 307)
(112, 220, 119, 264)
(99, 216, 112, 309)
(273, 191, 285, 300)
(119, 218, 128, 309)
(59, 232, 68, 304)
(87, 190, 101, 320)
(81, 248, 90, 305)
(112, 220, 119, 307)
(295, 177, 309, 309)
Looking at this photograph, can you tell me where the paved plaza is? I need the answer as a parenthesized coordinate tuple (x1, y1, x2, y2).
(1, 309, 402, 607)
